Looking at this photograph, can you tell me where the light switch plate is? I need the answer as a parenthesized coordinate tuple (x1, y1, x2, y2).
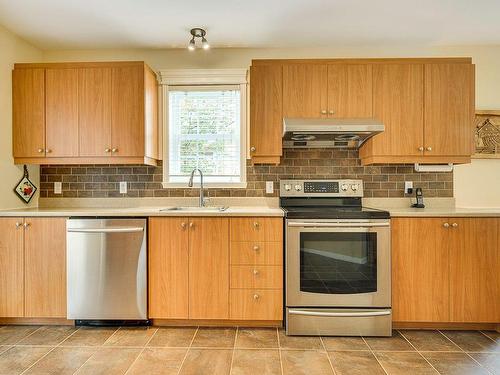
(54, 181, 62, 194)
(266, 181, 274, 194)
(119, 181, 127, 194)
(405, 181, 413, 195)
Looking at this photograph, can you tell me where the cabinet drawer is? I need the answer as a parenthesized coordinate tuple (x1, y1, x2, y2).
(231, 266, 282, 289)
(230, 218, 283, 242)
(230, 289, 283, 320)
(230, 242, 282, 265)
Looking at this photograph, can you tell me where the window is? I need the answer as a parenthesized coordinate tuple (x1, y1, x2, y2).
(161, 70, 247, 188)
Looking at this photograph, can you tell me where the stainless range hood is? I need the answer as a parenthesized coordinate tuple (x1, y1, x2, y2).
(283, 118, 384, 148)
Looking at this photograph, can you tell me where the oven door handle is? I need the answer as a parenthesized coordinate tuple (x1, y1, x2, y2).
(287, 222, 389, 228)
(288, 309, 391, 317)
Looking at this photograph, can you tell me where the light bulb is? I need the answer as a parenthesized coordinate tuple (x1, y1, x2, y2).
(201, 37, 210, 50)
(188, 38, 196, 51)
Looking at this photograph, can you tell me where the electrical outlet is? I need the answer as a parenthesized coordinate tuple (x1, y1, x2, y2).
(54, 181, 62, 194)
(119, 181, 127, 194)
(266, 181, 274, 194)
(405, 181, 413, 195)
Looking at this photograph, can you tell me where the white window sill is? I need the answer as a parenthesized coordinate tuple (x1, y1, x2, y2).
(162, 182, 247, 189)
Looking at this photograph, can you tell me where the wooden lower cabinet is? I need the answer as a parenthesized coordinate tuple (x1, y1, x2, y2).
(392, 217, 500, 324)
(148, 216, 283, 323)
(0, 217, 66, 319)
(0, 218, 24, 317)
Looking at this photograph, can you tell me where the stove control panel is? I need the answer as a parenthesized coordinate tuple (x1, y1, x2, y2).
(280, 179, 363, 197)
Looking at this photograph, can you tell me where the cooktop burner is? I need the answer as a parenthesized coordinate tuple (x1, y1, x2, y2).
(279, 179, 390, 220)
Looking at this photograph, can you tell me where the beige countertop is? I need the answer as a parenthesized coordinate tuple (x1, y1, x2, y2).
(0, 206, 284, 217)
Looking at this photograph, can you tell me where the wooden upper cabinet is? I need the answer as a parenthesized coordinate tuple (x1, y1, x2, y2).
(12, 61, 158, 165)
(46, 69, 79, 157)
(424, 63, 475, 157)
(392, 217, 450, 322)
(24, 218, 66, 318)
(360, 64, 424, 159)
(189, 217, 229, 319)
(327, 64, 372, 118)
(449, 218, 500, 323)
(78, 68, 112, 157)
(250, 65, 283, 163)
(0, 218, 24, 318)
(283, 64, 328, 118)
(149, 217, 189, 319)
(111, 65, 144, 158)
(12, 68, 45, 158)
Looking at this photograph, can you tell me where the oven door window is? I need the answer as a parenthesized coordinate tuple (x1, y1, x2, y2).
(300, 232, 377, 294)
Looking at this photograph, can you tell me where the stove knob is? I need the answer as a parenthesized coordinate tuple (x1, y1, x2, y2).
(284, 184, 292, 191)
(294, 184, 302, 191)
(341, 184, 349, 191)
(351, 184, 359, 191)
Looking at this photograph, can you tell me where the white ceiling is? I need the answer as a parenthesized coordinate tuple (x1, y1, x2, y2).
(1, 0, 499, 50)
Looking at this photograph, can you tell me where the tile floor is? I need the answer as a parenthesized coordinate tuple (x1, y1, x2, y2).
(0, 325, 498, 374)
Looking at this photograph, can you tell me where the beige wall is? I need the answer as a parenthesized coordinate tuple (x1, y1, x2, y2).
(43, 45, 500, 207)
(0, 25, 42, 209)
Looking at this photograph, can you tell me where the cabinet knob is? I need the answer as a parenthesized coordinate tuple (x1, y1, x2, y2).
(253, 294, 260, 300)
(329, 110, 335, 115)
(23, 222, 30, 229)
(15, 222, 22, 228)
(189, 222, 194, 228)
(321, 110, 327, 115)
(418, 146, 424, 151)
(105, 148, 111, 153)
(253, 245, 260, 251)
(253, 269, 260, 276)
(451, 223, 458, 228)
(37, 148, 44, 153)
(253, 222, 260, 228)
(250, 146, 256, 152)
(111, 148, 118, 153)
(443, 223, 450, 228)
(45, 149, 52, 153)
(181, 222, 187, 229)
(426, 147, 432, 151)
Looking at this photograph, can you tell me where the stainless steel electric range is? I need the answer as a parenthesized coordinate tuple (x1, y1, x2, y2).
(281, 179, 392, 337)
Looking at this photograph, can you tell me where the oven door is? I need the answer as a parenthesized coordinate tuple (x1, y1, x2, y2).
(286, 219, 390, 308)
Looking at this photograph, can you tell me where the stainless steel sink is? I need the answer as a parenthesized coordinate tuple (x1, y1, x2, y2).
(159, 206, 229, 212)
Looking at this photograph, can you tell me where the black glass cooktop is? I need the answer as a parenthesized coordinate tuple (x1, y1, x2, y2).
(282, 206, 390, 219)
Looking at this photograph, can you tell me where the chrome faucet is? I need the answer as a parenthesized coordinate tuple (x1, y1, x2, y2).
(188, 169, 206, 207)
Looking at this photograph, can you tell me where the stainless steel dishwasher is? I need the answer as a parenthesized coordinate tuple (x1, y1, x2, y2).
(66, 218, 147, 322)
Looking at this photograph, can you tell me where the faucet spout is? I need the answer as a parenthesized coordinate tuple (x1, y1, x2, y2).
(188, 169, 205, 207)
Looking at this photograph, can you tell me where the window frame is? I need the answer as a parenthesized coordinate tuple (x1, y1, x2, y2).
(159, 69, 248, 188)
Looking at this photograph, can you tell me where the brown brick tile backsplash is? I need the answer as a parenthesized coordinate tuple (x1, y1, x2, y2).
(39, 149, 453, 198)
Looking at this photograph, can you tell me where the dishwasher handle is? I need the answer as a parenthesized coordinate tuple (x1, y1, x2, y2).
(67, 227, 144, 233)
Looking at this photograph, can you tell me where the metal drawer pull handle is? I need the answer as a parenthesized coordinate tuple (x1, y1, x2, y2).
(253, 294, 260, 300)
(253, 245, 260, 251)
(443, 223, 450, 228)
(37, 148, 44, 153)
(181, 222, 187, 229)
(67, 227, 143, 233)
(253, 269, 260, 275)
(15, 222, 22, 228)
(23, 222, 30, 228)
(288, 222, 389, 228)
(189, 222, 194, 228)
(253, 222, 260, 228)
(288, 309, 391, 317)
(452, 223, 458, 228)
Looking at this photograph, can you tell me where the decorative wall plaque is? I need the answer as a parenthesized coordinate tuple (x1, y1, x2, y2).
(474, 110, 500, 158)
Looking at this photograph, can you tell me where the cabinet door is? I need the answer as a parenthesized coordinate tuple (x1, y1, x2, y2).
(148, 217, 189, 319)
(250, 65, 283, 159)
(424, 64, 474, 156)
(79, 68, 112, 157)
(24, 218, 66, 318)
(189, 217, 229, 319)
(283, 64, 328, 118)
(111, 66, 144, 157)
(46, 69, 79, 157)
(327, 64, 372, 118)
(366, 64, 424, 157)
(0, 218, 24, 317)
(12, 69, 45, 158)
(392, 218, 450, 322)
(449, 218, 500, 322)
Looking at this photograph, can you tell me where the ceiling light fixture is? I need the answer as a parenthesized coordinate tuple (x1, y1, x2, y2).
(187, 28, 210, 51)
